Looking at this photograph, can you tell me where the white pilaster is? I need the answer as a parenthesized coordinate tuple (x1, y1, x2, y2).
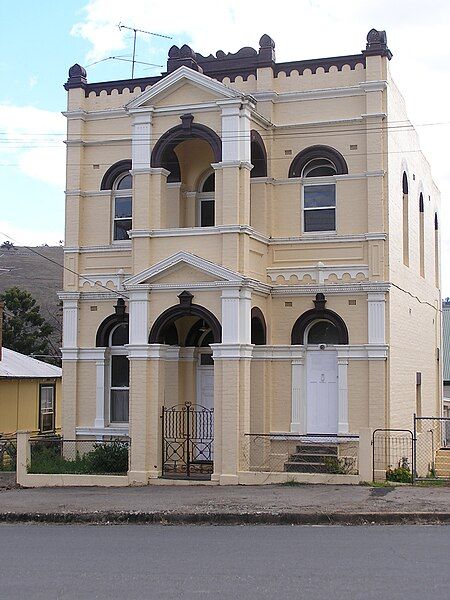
(218, 100, 241, 162)
(61, 294, 80, 348)
(94, 348, 109, 429)
(367, 292, 386, 344)
(128, 289, 149, 345)
(221, 288, 251, 344)
(132, 112, 153, 170)
(291, 357, 306, 433)
(337, 357, 349, 434)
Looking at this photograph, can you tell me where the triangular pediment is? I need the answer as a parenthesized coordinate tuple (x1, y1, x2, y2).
(125, 66, 242, 110)
(124, 251, 244, 287)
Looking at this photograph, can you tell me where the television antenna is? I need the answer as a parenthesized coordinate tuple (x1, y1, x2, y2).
(118, 23, 172, 78)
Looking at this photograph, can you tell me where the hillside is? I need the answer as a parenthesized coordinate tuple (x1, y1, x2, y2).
(0, 245, 64, 353)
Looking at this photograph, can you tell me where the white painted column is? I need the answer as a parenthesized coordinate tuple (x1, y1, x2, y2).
(291, 356, 306, 433)
(218, 101, 242, 162)
(61, 294, 80, 348)
(239, 102, 252, 164)
(221, 288, 251, 344)
(128, 289, 150, 345)
(337, 357, 349, 434)
(94, 349, 109, 429)
(132, 112, 153, 170)
(367, 292, 386, 344)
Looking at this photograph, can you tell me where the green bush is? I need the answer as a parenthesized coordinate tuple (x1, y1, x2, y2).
(386, 466, 412, 483)
(83, 441, 129, 474)
(28, 441, 129, 475)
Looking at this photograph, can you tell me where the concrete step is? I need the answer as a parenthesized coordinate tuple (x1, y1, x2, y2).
(289, 453, 338, 464)
(285, 461, 338, 474)
(295, 444, 338, 455)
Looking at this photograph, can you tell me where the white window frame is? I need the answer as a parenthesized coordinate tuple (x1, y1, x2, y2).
(301, 177, 337, 236)
(112, 173, 132, 244)
(196, 170, 215, 228)
(39, 383, 56, 433)
(108, 324, 129, 426)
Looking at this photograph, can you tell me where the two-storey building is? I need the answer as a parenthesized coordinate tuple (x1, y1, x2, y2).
(61, 29, 441, 484)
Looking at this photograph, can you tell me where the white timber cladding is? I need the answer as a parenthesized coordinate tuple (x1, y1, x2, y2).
(367, 292, 386, 344)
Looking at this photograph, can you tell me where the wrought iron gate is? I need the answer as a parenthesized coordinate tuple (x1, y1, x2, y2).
(162, 402, 214, 479)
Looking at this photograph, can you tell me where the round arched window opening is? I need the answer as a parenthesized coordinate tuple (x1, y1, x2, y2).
(108, 322, 129, 423)
(302, 158, 337, 178)
(306, 320, 341, 345)
(197, 170, 215, 227)
(113, 172, 132, 241)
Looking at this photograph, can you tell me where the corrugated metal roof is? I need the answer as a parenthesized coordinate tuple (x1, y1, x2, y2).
(443, 305, 450, 382)
(0, 348, 61, 379)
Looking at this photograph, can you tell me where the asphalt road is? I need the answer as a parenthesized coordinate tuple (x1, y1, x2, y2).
(0, 525, 448, 599)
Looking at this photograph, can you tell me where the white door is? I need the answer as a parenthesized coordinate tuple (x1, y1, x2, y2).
(197, 366, 214, 409)
(195, 357, 214, 461)
(306, 350, 338, 434)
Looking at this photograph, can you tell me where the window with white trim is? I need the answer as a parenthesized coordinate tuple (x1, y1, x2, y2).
(39, 384, 55, 433)
(302, 158, 337, 233)
(109, 323, 129, 423)
(197, 171, 215, 227)
(113, 173, 132, 241)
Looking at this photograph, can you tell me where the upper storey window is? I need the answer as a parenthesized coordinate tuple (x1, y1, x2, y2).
(113, 173, 132, 241)
(302, 158, 337, 233)
(198, 171, 215, 227)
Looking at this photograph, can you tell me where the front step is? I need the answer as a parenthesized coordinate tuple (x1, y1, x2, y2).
(284, 442, 345, 474)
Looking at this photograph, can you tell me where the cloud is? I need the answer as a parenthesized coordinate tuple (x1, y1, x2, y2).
(0, 104, 65, 189)
(28, 75, 38, 89)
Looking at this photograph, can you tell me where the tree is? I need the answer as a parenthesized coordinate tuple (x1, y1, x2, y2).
(0, 287, 55, 360)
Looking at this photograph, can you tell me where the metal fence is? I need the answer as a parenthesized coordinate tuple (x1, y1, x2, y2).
(0, 436, 17, 472)
(29, 437, 130, 475)
(243, 433, 359, 476)
(372, 429, 414, 483)
(414, 416, 450, 480)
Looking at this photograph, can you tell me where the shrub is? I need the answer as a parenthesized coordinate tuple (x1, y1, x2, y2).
(28, 440, 129, 475)
(83, 441, 129, 474)
(386, 466, 412, 483)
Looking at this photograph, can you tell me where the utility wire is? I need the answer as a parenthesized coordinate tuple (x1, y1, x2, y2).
(0, 232, 129, 300)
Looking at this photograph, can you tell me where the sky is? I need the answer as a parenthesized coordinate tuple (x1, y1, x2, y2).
(0, 0, 449, 294)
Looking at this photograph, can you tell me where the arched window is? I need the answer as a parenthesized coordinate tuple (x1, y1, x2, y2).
(250, 130, 267, 178)
(402, 172, 409, 266)
(197, 171, 215, 227)
(419, 193, 425, 277)
(251, 308, 267, 345)
(306, 320, 341, 345)
(109, 322, 129, 423)
(302, 158, 338, 233)
(112, 172, 132, 241)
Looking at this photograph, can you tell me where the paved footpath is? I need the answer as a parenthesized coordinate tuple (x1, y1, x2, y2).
(0, 483, 449, 524)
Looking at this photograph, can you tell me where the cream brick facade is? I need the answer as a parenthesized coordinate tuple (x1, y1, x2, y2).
(60, 29, 441, 483)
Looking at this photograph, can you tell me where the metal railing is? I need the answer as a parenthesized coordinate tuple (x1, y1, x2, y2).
(0, 436, 17, 472)
(414, 416, 450, 481)
(28, 437, 130, 475)
(372, 429, 414, 483)
(243, 433, 359, 476)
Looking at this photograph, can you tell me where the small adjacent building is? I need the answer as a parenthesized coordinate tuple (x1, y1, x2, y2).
(0, 305, 62, 436)
(60, 29, 441, 483)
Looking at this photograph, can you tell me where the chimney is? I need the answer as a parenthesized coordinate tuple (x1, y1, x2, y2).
(0, 301, 3, 361)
